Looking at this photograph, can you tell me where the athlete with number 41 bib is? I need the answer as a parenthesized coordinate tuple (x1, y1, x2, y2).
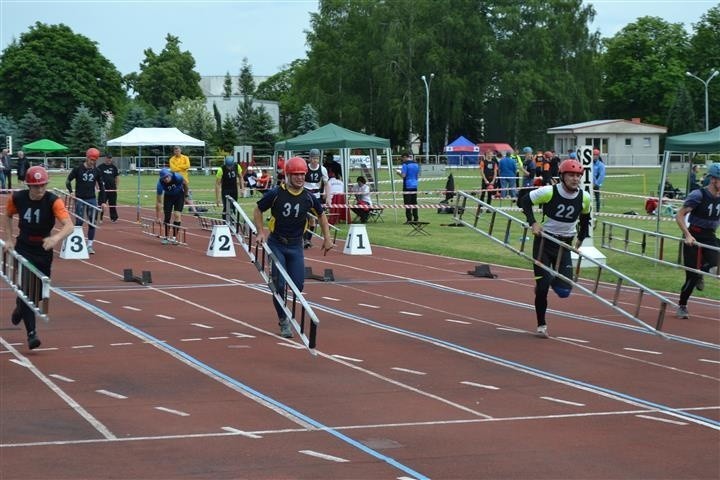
(518, 158, 592, 338)
(253, 156, 334, 338)
(2, 166, 74, 349)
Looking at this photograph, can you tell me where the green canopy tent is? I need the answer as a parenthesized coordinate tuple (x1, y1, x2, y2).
(657, 125, 720, 233)
(274, 123, 396, 220)
(22, 138, 69, 153)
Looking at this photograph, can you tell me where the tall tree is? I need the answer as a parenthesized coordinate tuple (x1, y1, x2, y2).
(217, 116, 240, 152)
(0, 22, 125, 139)
(256, 59, 306, 135)
(15, 109, 46, 150)
(65, 104, 102, 155)
(169, 97, 215, 143)
(294, 104, 320, 135)
(687, 6, 720, 129)
(120, 101, 152, 133)
(602, 17, 690, 125)
(666, 83, 698, 134)
(223, 72, 233, 100)
(237, 58, 256, 97)
(0, 114, 19, 150)
(135, 34, 203, 111)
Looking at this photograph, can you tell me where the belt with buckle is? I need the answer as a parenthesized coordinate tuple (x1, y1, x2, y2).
(270, 233, 303, 245)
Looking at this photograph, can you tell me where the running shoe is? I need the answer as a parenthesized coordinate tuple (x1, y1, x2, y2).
(536, 325, 549, 338)
(161, 238, 170, 245)
(676, 305, 689, 319)
(28, 333, 41, 350)
(87, 246, 95, 254)
(279, 321, 293, 338)
(696, 277, 704, 291)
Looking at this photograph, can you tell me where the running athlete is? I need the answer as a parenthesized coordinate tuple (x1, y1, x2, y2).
(215, 156, 244, 216)
(518, 159, 592, 338)
(155, 168, 188, 245)
(303, 148, 329, 248)
(675, 162, 720, 319)
(253, 157, 334, 338)
(66, 147, 105, 254)
(3, 166, 74, 349)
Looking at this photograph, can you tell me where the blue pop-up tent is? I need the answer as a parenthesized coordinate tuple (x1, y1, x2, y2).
(444, 136, 480, 165)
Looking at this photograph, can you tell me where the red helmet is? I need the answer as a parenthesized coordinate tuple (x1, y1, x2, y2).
(593, 148, 600, 156)
(285, 156, 308, 175)
(559, 159, 583, 174)
(86, 147, 101, 160)
(25, 165, 49, 186)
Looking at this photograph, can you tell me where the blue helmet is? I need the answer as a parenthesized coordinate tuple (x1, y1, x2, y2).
(522, 146, 532, 154)
(224, 156, 235, 166)
(159, 167, 172, 178)
(708, 163, 720, 179)
(568, 152, 577, 159)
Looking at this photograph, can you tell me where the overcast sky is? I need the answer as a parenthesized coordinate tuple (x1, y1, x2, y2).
(0, 0, 716, 77)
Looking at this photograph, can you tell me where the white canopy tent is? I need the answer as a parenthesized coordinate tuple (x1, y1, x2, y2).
(106, 128, 205, 219)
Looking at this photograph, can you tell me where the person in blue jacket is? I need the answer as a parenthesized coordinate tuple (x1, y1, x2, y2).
(592, 148, 606, 212)
(156, 167, 188, 244)
(396, 152, 420, 223)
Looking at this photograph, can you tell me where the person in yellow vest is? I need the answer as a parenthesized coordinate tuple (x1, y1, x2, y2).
(169, 146, 191, 182)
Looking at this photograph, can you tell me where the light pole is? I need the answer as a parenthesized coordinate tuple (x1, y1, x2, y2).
(686, 68, 719, 131)
(420, 73, 434, 163)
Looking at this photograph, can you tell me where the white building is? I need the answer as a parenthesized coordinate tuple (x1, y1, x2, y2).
(547, 119, 667, 166)
(199, 76, 280, 133)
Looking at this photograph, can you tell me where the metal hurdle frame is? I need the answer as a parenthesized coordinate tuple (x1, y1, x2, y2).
(601, 221, 720, 280)
(225, 197, 321, 355)
(52, 189, 102, 228)
(0, 239, 51, 322)
(452, 191, 674, 335)
(139, 217, 188, 245)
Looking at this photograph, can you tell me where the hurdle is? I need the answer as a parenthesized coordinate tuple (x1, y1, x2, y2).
(601, 221, 720, 280)
(0, 239, 51, 322)
(139, 217, 188, 245)
(226, 198, 321, 355)
(453, 191, 674, 335)
(306, 211, 340, 244)
(53, 189, 102, 228)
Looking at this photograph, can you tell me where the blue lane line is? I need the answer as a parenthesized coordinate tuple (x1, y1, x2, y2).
(310, 302, 720, 430)
(52, 288, 429, 480)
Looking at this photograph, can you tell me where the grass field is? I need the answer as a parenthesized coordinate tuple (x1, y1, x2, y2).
(43, 165, 717, 300)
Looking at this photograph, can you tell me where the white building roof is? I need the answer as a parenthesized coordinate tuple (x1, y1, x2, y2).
(547, 119, 667, 135)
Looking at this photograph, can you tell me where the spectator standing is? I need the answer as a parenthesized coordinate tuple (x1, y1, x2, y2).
(155, 168, 188, 245)
(15, 150, 30, 186)
(275, 154, 286, 186)
(479, 150, 498, 206)
(674, 163, 720, 319)
(215, 156, 244, 216)
(98, 153, 120, 222)
(65, 148, 104, 254)
(351, 176, 372, 223)
(252, 157, 333, 338)
(519, 146, 536, 201)
(169, 146, 191, 183)
(592, 148, 606, 212)
(3, 166, 74, 349)
(243, 166, 258, 196)
(688, 164, 701, 193)
(0, 148, 8, 190)
(498, 150, 517, 200)
(303, 149, 329, 248)
(518, 159, 592, 337)
(396, 151, 420, 223)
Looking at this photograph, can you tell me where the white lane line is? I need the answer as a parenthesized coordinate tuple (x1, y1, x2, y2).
(445, 319, 472, 325)
(9, 358, 29, 367)
(399, 311, 422, 317)
(321, 296, 340, 301)
(461, 381, 499, 390)
(358, 303, 380, 308)
(123, 306, 141, 311)
(49, 374, 75, 383)
(180, 338, 202, 342)
(209, 336, 229, 340)
(71, 345, 94, 349)
(541, 396, 586, 407)
(110, 342, 133, 346)
(96, 389, 128, 400)
(231, 332, 256, 338)
(191, 323, 213, 329)
(635, 414, 688, 425)
(623, 347, 662, 355)
(154, 406, 190, 417)
(298, 450, 349, 463)
(0, 337, 116, 440)
(331, 354, 363, 363)
(391, 367, 427, 376)
(278, 342, 305, 350)
(221, 427, 263, 438)
(699, 358, 720, 364)
(33, 347, 58, 351)
(556, 336, 589, 343)
(96, 299, 111, 304)
(156, 314, 175, 320)
(496, 327, 525, 333)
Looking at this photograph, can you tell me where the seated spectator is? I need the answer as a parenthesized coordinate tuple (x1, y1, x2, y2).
(243, 166, 258, 196)
(256, 169, 272, 191)
(351, 176, 372, 223)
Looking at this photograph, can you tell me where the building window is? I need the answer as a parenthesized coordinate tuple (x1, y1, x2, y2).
(624, 138, 632, 146)
(643, 137, 651, 147)
(587, 137, 609, 154)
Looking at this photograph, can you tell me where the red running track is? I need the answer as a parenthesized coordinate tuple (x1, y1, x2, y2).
(1, 208, 719, 479)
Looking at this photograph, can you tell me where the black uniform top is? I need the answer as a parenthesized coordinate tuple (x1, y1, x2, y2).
(66, 164, 105, 199)
(220, 165, 240, 193)
(12, 190, 59, 246)
(256, 184, 323, 238)
(98, 163, 119, 189)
